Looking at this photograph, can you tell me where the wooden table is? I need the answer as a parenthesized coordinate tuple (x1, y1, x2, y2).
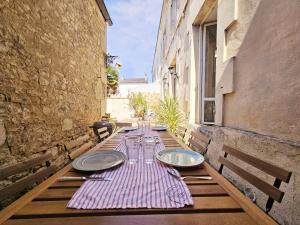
(0, 131, 278, 225)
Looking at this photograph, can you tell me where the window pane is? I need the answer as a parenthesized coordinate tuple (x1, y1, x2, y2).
(204, 101, 215, 123)
(205, 24, 217, 98)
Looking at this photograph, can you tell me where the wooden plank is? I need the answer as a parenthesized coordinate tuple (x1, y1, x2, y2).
(0, 166, 57, 201)
(179, 167, 209, 176)
(49, 178, 217, 189)
(50, 180, 84, 188)
(65, 135, 90, 150)
(69, 141, 94, 160)
(222, 145, 292, 182)
(189, 185, 227, 196)
(3, 213, 258, 225)
(203, 162, 278, 225)
(35, 188, 75, 200)
(14, 197, 242, 217)
(62, 170, 211, 178)
(97, 127, 107, 133)
(0, 153, 52, 180)
(36, 184, 226, 200)
(99, 132, 109, 139)
(190, 131, 210, 144)
(219, 157, 284, 202)
(188, 138, 206, 153)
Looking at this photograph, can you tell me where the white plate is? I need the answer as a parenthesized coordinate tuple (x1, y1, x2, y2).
(72, 151, 126, 172)
(156, 149, 204, 168)
(123, 126, 138, 132)
(152, 125, 167, 131)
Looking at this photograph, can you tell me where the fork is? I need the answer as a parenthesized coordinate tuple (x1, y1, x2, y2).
(167, 170, 212, 180)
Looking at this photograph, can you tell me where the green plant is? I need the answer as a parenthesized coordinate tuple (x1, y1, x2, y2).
(128, 92, 148, 119)
(107, 65, 119, 94)
(153, 97, 182, 133)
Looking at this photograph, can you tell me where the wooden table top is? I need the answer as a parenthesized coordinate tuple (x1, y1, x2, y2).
(0, 131, 278, 225)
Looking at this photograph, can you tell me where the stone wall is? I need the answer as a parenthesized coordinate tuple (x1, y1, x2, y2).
(0, 0, 107, 184)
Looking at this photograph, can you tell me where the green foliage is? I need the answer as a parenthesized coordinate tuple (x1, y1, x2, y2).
(107, 66, 119, 94)
(128, 92, 148, 119)
(153, 97, 182, 134)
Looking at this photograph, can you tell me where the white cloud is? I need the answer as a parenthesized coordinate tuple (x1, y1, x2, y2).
(105, 0, 162, 79)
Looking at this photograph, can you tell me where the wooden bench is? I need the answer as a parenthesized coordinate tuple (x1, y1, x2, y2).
(176, 126, 187, 140)
(97, 127, 110, 142)
(188, 131, 211, 155)
(219, 145, 292, 212)
(0, 153, 56, 205)
(64, 135, 94, 160)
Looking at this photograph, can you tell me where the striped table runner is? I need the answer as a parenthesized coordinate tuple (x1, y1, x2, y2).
(67, 130, 193, 209)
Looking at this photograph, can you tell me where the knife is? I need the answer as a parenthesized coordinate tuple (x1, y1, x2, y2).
(58, 176, 113, 181)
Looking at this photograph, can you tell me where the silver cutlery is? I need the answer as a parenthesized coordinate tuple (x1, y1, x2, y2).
(58, 176, 113, 181)
(167, 170, 212, 180)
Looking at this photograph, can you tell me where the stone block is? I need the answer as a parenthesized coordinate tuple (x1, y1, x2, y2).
(62, 118, 73, 131)
(0, 119, 6, 146)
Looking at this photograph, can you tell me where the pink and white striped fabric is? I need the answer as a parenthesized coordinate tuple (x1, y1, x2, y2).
(67, 130, 193, 209)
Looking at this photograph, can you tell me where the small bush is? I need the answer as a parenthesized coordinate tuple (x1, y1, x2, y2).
(153, 97, 182, 133)
(128, 92, 148, 119)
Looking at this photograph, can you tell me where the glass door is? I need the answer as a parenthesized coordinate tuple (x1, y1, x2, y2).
(202, 23, 217, 124)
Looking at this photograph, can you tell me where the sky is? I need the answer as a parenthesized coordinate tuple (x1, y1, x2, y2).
(104, 0, 162, 81)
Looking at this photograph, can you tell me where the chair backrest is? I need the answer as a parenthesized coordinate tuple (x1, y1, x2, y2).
(64, 134, 94, 160)
(0, 153, 56, 202)
(97, 127, 109, 142)
(176, 126, 187, 140)
(219, 145, 292, 212)
(188, 131, 211, 154)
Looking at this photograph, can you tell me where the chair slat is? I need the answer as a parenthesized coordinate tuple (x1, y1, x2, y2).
(0, 165, 57, 201)
(65, 135, 89, 150)
(188, 138, 206, 153)
(222, 145, 291, 183)
(0, 153, 52, 180)
(191, 131, 210, 144)
(69, 141, 94, 160)
(219, 157, 284, 202)
(99, 132, 109, 139)
(177, 126, 186, 133)
(97, 127, 108, 133)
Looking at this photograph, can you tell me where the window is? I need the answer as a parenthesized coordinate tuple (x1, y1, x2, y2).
(201, 23, 217, 124)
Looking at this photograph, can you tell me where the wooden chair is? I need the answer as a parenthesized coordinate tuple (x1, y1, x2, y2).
(0, 153, 56, 204)
(97, 127, 110, 143)
(176, 126, 187, 140)
(219, 145, 292, 212)
(64, 134, 94, 160)
(188, 131, 211, 155)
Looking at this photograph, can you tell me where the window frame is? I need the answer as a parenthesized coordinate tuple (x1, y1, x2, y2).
(201, 22, 217, 125)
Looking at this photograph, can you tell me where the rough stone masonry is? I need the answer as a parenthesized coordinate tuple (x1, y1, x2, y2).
(0, 0, 107, 189)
